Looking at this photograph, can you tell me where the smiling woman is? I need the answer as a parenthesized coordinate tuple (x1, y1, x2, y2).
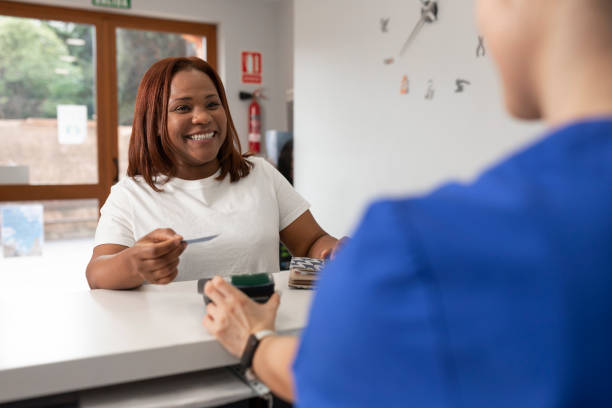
(0, 2, 220, 294)
(85, 57, 344, 290)
(127, 57, 250, 191)
(166, 69, 228, 179)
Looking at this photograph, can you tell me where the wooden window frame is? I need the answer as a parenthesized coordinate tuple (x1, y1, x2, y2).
(0, 0, 217, 208)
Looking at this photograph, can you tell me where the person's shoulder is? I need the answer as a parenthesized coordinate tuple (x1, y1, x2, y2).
(352, 177, 515, 251)
(415, 129, 568, 214)
(350, 198, 419, 246)
(107, 177, 131, 196)
(244, 156, 278, 179)
(101, 178, 136, 210)
(107, 176, 157, 203)
(245, 156, 273, 170)
(475, 119, 610, 184)
(109, 176, 147, 193)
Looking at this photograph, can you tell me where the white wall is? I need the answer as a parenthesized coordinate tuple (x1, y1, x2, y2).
(277, 0, 294, 109)
(5, 0, 548, 240)
(8, 0, 294, 149)
(294, 0, 545, 237)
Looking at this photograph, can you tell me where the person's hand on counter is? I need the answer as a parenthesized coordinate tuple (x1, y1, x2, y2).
(202, 276, 280, 357)
(86, 228, 186, 289)
(320, 236, 350, 260)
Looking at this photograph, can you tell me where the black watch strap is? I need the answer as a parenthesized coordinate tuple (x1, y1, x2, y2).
(240, 330, 275, 370)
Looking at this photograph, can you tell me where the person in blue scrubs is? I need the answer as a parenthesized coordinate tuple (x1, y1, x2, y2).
(202, 0, 612, 406)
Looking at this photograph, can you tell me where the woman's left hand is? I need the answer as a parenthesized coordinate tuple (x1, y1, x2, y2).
(320, 236, 350, 260)
(202, 276, 281, 357)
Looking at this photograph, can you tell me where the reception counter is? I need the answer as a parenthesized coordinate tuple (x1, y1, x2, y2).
(0, 271, 311, 406)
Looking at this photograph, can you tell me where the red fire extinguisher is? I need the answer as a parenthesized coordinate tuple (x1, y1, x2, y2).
(240, 89, 263, 154)
(248, 93, 261, 154)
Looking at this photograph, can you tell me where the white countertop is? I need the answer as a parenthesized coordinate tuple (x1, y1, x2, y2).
(0, 271, 312, 404)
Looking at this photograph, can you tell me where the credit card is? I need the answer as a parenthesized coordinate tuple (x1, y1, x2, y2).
(182, 234, 219, 245)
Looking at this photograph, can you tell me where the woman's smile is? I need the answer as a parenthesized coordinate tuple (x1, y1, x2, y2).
(185, 131, 216, 141)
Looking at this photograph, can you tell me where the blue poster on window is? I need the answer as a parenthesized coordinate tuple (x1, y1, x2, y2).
(1, 204, 44, 257)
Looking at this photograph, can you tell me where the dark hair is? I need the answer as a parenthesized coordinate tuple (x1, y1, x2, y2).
(277, 139, 293, 185)
(127, 57, 252, 191)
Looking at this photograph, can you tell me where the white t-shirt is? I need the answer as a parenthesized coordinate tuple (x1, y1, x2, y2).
(95, 157, 309, 280)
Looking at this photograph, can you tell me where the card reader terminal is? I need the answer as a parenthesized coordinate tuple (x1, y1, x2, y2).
(197, 273, 275, 305)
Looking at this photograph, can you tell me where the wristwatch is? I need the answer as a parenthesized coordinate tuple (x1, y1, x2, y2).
(240, 329, 276, 370)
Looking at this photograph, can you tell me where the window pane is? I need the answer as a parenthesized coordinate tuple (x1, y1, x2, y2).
(117, 28, 207, 178)
(0, 199, 97, 292)
(0, 16, 97, 185)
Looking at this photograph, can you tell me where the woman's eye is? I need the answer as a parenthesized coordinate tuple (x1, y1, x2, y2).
(207, 102, 220, 109)
(174, 105, 190, 112)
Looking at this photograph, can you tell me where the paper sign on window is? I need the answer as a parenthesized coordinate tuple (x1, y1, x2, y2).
(57, 105, 87, 145)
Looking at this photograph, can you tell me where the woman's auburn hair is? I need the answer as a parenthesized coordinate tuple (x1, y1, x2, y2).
(127, 56, 252, 191)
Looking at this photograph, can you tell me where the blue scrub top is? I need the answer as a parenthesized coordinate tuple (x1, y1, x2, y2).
(293, 119, 612, 407)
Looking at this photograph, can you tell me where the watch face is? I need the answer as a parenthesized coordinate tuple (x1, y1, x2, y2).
(240, 334, 260, 369)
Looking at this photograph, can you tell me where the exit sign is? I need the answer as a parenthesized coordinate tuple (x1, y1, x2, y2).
(92, 0, 131, 9)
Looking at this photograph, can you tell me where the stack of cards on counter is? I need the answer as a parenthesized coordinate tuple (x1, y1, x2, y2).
(288, 257, 326, 289)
